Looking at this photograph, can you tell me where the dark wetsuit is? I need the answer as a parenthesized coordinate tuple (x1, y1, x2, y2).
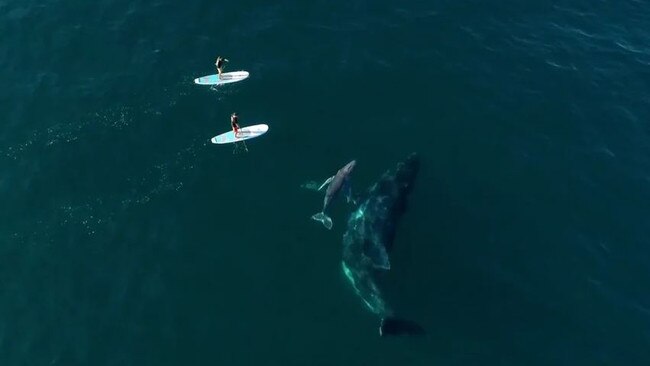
(216, 58, 224, 69)
(231, 116, 240, 134)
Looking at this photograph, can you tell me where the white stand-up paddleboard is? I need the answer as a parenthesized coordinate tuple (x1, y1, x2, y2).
(211, 124, 269, 144)
(194, 71, 249, 85)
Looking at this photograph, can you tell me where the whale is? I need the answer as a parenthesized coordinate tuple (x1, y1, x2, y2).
(340, 153, 423, 336)
(311, 160, 357, 230)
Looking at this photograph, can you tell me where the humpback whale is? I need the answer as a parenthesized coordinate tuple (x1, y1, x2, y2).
(311, 160, 357, 230)
(340, 153, 424, 336)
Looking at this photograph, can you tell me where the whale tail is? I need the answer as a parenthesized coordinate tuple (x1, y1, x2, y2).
(311, 212, 333, 230)
(379, 317, 425, 337)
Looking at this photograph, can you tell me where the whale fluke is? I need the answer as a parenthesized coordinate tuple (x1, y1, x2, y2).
(379, 317, 426, 337)
(311, 212, 333, 230)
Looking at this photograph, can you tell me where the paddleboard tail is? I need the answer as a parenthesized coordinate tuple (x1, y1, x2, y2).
(311, 212, 333, 230)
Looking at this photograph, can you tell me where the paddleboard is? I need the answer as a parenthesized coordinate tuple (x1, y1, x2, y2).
(194, 71, 249, 85)
(211, 124, 269, 144)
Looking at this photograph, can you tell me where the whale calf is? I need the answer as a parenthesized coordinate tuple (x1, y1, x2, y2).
(311, 160, 357, 230)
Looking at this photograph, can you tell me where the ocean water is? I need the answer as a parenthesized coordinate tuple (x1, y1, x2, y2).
(2, 0, 650, 364)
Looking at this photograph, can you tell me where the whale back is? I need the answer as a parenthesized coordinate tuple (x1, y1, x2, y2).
(340, 153, 421, 319)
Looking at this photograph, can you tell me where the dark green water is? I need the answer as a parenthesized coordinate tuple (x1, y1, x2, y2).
(2, 0, 650, 364)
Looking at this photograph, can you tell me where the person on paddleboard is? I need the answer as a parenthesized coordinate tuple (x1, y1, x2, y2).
(216, 56, 229, 78)
(231, 112, 240, 137)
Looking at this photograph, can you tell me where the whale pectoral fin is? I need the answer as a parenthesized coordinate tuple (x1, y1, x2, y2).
(318, 176, 334, 191)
